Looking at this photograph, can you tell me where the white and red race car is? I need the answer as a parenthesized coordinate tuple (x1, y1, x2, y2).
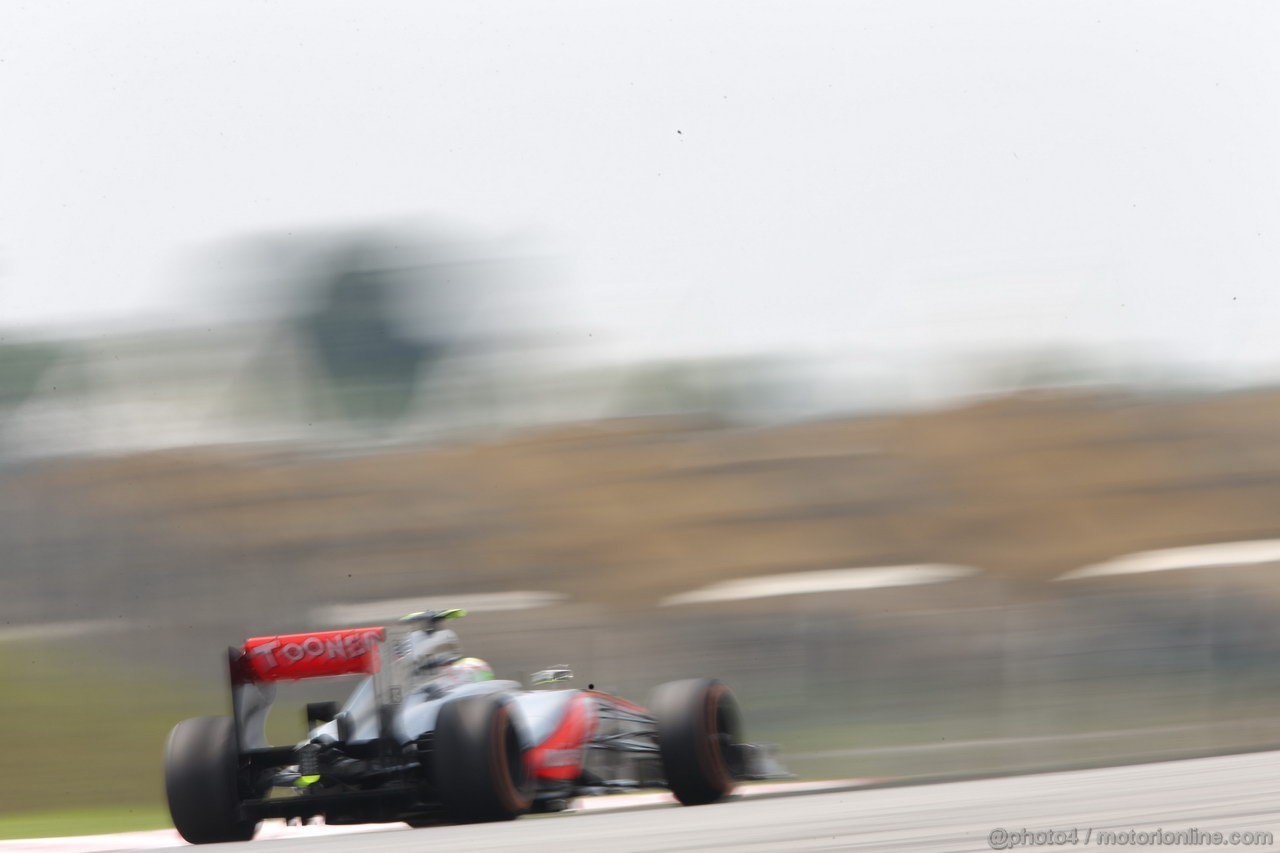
(164, 609, 785, 843)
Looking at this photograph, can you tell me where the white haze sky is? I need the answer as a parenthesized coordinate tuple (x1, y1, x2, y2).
(2, 1, 1279, 375)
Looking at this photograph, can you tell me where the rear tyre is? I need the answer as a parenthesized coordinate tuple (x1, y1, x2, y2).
(651, 678, 743, 805)
(164, 715, 259, 844)
(434, 694, 534, 823)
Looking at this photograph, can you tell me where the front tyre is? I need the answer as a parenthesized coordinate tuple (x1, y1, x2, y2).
(651, 678, 743, 805)
(164, 716, 259, 844)
(434, 694, 534, 823)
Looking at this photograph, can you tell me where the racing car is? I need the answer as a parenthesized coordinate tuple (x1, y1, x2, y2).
(164, 609, 786, 843)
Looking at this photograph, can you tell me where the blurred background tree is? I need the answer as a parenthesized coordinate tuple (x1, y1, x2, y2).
(0, 340, 63, 412)
(297, 241, 444, 425)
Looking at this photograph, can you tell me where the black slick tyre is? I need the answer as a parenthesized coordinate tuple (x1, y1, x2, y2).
(651, 678, 743, 805)
(434, 694, 533, 823)
(164, 715, 259, 844)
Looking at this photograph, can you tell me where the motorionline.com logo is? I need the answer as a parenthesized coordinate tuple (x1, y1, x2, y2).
(988, 827, 1274, 848)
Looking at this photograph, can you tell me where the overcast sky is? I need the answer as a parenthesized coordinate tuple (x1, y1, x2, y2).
(2, 1, 1279, 376)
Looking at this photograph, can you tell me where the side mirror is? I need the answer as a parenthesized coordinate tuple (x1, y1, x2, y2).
(306, 700, 340, 727)
(531, 666, 574, 686)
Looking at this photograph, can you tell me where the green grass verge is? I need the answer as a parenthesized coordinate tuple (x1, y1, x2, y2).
(0, 806, 172, 840)
(0, 639, 219, 820)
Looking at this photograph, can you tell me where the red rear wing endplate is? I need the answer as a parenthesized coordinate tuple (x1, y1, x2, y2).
(234, 627, 386, 683)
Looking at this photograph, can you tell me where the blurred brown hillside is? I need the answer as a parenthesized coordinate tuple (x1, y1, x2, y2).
(8, 387, 1280, 619)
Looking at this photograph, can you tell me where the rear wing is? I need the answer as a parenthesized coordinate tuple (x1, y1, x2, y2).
(232, 628, 387, 684)
(228, 627, 387, 751)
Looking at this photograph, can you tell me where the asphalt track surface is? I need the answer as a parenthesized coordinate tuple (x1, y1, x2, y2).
(130, 751, 1280, 852)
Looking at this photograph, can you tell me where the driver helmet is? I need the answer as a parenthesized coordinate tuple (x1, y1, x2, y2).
(452, 657, 495, 682)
